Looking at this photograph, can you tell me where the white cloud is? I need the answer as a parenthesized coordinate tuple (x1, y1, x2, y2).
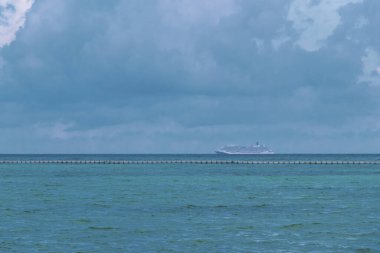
(358, 48, 380, 86)
(354, 16, 369, 29)
(287, 0, 363, 52)
(0, 0, 34, 48)
(34, 122, 77, 140)
(271, 34, 291, 51)
(160, 0, 238, 27)
(252, 37, 264, 52)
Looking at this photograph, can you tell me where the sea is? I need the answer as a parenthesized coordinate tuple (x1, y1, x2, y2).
(1, 154, 380, 253)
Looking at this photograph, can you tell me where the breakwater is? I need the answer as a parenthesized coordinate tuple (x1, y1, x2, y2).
(0, 160, 380, 165)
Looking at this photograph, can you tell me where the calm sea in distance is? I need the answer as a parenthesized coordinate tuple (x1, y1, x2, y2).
(1, 154, 380, 252)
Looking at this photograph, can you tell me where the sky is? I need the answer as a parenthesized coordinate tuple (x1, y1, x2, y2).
(0, 0, 380, 153)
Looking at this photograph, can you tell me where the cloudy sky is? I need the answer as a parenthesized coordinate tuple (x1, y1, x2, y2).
(0, 0, 380, 153)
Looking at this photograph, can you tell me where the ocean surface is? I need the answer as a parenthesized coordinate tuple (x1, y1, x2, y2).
(1, 154, 380, 252)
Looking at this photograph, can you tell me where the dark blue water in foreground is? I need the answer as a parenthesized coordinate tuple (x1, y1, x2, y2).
(1, 154, 380, 252)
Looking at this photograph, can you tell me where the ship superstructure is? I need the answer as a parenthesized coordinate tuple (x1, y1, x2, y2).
(215, 142, 274, 155)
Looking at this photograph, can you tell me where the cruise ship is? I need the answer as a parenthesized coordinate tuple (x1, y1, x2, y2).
(215, 142, 274, 155)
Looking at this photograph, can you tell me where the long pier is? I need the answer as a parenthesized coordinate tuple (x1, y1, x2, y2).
(0, 160, 379, 165)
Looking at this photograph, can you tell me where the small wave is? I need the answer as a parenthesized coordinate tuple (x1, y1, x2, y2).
(184, 204, 232, 210)
(91, 203, 111, 208)
(22, 209, 42, 214)
(355, 248, 374, 253)
(254, 203, 268, 208)
(237, 225, 255, 230)
(192, 239, 209, 245)
(88, 226, 118, 230)
(281, 223, 304, 229)
(184, 204, 267, 210)
(76, 218, 91, 224)
(133, 229, 153, 235)
(43, 183, 63, 187)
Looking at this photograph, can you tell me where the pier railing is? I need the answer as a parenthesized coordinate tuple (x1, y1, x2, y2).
(0, 160, 379, 165)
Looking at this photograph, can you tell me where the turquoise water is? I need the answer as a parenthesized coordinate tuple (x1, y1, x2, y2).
(1, 155, 380, 252)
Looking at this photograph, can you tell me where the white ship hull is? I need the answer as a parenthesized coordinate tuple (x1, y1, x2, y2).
(215, 150, 274, 155)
